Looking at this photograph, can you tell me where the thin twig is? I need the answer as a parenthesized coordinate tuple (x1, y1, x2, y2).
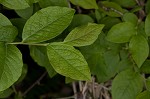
(92, 77, 96, 98)
(22, 72, 47, 97)
(79, 81, 83, 92)
(67, 0, 71, 8)
(72, 82, 77, 99)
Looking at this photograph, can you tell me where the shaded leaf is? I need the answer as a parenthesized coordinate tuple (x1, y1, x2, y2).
(70, 0, 98, 9)
(112, 69, 143, 99)
(15, 6, 33, 19)
(22, 6, 75, 43)
(129, 35, 149, 68)
(0, 88, 13, 98)
(111, 0, 136, 8)
(0, 42, 23, 91)
(145, 14, 150, 36)
(106, 22, 136, 43)
(140, 60, 150, 74)
(30, 46, 56, 77)
(47, 42, 91, 81)
(67, 14, 94, 32)
(99, 1, 124, 17)
(64, 23, 104, 47)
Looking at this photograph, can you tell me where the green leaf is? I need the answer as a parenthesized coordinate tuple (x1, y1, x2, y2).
(0, 88, 13, 98)
(112, 69, 143, 99)
(39, 0, 68, 8)
(22, 6, 75, 43)
(0, 13, 12, 26)
(145, 14, 150, 36)
(123, 13, 138, 26)
(99, 16, 121, 30)
(1, 0, 30, 10)
(80, 33, 121, 82)
(67, 14, 94, 32)
(129, 35, 149, 68)
(70, 0, 98, 9)
(47, 42, 91, 81)
(111, 0, 136, 8)
(0, 42, 23, 91)
(15, 6, 33, 19)
(106, 22, 136, 43)
(64, 23, 104, 47)
(99, 1, 124, 17)
(140, 60, 150, 74)
(30, 46, 56, 77)
(136, 91, 150, 99)
(146, 78, 150, 91)
(0, 25, 18, 42)
(146, 0, 150, 14)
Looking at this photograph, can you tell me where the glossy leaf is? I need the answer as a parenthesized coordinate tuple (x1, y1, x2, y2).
(47, 42, 91, 81)
(1, 0, 30, 10)
(129, 35, 149, 68)
(112, 69, 143, 99)
(39, 0, 68, 8)
(136, 91, 150, 99)
(0, 42, 23, 91)
(0, 13, 12, 26)
(70, 0, 98, 9)
(106, 22, 136, 43)
(22, 6, 75, 43)
(64, 23, 104, 47)
(145, 14, 150, 36)
(0, 26, 18, 42)
(30, 46, 56, 77)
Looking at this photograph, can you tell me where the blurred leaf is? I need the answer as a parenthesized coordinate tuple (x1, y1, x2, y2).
(15, 6, 33, 19)
(129, 35, 149, 68)
(30, 46, 56, 77)
(136, 90, 150, 99)
(0, 88, 13, 98)
(64, 23, 104, 47)
(106, 22, 136, 43)
(0, 42, 23, 91)
(1, 0, 30, 10)
(99, 1, 124, 17)
(22, 6, 75, 43)
(39, 0, 68, 8)
(47, 42, 91, 81)
(111, 0, 136, 8)
(112, 69, 143, 99)
(122, 13, 138, 26)
(145, 14, 150, 36)
(70, 0, 98, 9)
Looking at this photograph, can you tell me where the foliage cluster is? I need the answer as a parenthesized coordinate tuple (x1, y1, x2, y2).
(0, 0, 150, 99)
